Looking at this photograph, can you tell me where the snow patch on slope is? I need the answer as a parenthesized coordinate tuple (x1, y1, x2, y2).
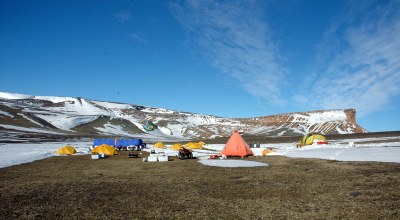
(307, 111, 347, 124)
(34, 114, 99, 130)
(292, 111, 346, 124)
(158, 126, 173, 135)
(34, 96, 77, 103)
(141, 107, 175, 114)
(95, 123, 135, 137)
(0, 110, 14, 118)
(0, 92, 34, 99)
(0, 92, 78, 104)
(0, 124, 64, 134)
(44, 98, 109, 115)
(91, 101, 133, 110)
(17, 113, 43, 127)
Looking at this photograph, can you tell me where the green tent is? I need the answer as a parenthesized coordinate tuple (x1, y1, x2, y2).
(144, 121, 157, 131)
(299, 133, 328, 146)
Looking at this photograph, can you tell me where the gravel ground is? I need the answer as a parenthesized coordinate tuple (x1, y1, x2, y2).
(0, 151, 399, 219)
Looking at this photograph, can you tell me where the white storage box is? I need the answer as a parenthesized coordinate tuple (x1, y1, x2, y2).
(158, 155, 169, 162)
(147, 155, 158, 162)
(91, 154, 100, 159)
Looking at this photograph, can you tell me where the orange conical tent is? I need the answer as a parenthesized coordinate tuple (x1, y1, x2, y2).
(220, 130, 253, 157)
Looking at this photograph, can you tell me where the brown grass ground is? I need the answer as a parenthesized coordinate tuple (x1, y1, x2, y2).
(0, 151, 399, 219)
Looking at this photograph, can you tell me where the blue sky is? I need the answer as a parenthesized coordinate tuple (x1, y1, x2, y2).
(1, 0, 399, 132)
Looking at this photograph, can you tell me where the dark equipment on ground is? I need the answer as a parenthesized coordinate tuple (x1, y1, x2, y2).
(128, 152, 139, 158)
(178, 147, 193, 159)
(209, 155, 220, 159)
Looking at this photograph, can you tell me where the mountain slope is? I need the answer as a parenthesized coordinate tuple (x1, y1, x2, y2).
(0, 92, 366, 140)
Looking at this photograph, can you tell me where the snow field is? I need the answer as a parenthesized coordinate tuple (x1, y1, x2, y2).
(0, 136, 399, 169)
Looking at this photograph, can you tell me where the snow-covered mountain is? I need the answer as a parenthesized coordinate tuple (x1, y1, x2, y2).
(0, 92, 366, 140)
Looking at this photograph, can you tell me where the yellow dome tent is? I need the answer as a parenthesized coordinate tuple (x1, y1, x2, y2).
(91, 144, 119, 155)
(197, 141, 205, 146)
(153, 142, 166, 148)
(184, 142, 193, 148)
(56, 146, 77, 155)
(185, 142, 203, 149)
(170, 143, 183, 150)
(299, 133, 328, 146)
(262, 149, 274, 156)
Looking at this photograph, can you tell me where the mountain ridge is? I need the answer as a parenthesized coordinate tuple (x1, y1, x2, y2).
(0, 92, 366, 141)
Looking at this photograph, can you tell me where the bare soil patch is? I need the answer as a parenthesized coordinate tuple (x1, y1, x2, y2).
(0, 152, 399, 219)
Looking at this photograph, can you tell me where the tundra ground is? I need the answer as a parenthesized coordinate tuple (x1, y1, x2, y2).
(0, 151, 399, 219)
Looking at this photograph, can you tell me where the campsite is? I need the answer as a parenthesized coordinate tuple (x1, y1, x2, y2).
(0, 131, 400, 219)
(2, 0, 400, 218)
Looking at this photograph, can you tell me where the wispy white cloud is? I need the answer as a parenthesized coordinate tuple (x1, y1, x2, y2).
(114, 10, 132, 22)
(170, 0, 286, 104)
(129, 32, 146, 43)
(295, 0, 400, 116)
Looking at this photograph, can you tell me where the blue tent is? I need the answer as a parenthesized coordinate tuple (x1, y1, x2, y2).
(93, 139, 114, 147)
(93, 138, 144, 147)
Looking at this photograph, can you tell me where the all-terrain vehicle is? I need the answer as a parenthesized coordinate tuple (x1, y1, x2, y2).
(178, 147, 193, 159)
